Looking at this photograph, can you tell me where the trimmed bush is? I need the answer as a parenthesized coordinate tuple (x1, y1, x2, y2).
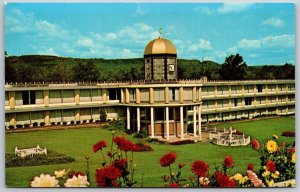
(169, 140, 195, 145)
(62, 122, 67, 125)
(8, 125, 15, 129)
(135, 142, 153, 152)
(70, 121, 75, 125)
(40, 122, 45, 126)
(95, 120, 100, 123)
(82, 120, 87, 123)
(76, 121, 81, 124)
(24, 124, 30, 128)
(133, 128, 148, 139)
(50, 122, 56, 126)
(5, 150, 75, 167)
(235, 130, 244, 135)
(16, 124, 23, 129)
(89, 119, 93, 123)
(282, 131, 295, 137)
(32, 122, 38, 127)
(57, 122, 61, 125)
(99, 110, 107, 122)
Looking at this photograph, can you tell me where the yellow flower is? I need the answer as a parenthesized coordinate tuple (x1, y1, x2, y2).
(31, 174, 59, 187)
(292, 153, 296, 164)
(262, 171, 270, 178)
(232, 173, 243, 181)
(271, 173, 278, 179)
(272, 135, 278, 140)
(266, 140, 278, 153)
(239, 176, 249, 185)
(64, 175, 90, 187)
(288, 180, 295, 187)
(266, 179, 274, 187)
(275, 171, 280, 176)
(54, 169, 66, 178)
(263, 166, 267, 170)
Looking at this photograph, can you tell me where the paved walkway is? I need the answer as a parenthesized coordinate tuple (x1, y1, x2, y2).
(156, 132, 212, 143)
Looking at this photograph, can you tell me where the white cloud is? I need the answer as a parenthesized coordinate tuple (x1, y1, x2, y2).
(261, 34, 294, 48)
(227, 46, 238, 54)
(263, 17, 285, 27)
(77, 36, 95, 48)
(120, 49, 138, 58)
(105, 33, 117, 40)
(238, 39, 261, 49)
(35, 20, 69, 38)
(38, 48, 59, 56)
(215, 50, 227, 58)
(187, 39, 213, 52)
(218, 3, 253, 14)
(5, 8, 35, 33)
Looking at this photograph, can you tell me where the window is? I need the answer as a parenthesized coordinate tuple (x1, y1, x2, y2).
(22, 91, 35, 105)
(257, 85, 263, 93)
(234, 98, 238, 106)
(172, 88, 175, 100)
(244, 97, 253, 105)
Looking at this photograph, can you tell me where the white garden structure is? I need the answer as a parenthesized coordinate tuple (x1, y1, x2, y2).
(209, 127, 251, 146)
(15, 145, 47, 158)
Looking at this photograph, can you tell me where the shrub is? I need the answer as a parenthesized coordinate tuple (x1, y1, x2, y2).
(57, 122, 61, 125)
(89, 119, 94, 123)
(70, 121, 75, 125)
(62, 122, 67, 125)
(169, 140, 195, 145)
(5, 150, 75, 167)
(135, 142, 153, 152)
(50, 122, 56, 126)
(282, 131, 295, 137)
(24, 124, 30, 128)
(95, 120, 100, 123)
(76, 121, 81, 124)
(16, 124, 23, 129)
(8, 125, 15, 129)
(99, 110, 107, 122)
(32, 122, 38, 127)
(133, 128, 148, 139)
(235, 130, 244, 135)
(82, 120, 87, 123)
(40, 122, 45, 126)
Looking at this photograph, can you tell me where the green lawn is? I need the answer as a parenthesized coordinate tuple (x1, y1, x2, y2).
(5, 116, 295, 187)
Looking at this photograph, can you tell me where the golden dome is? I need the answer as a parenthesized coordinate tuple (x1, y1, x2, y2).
(144, 37, 177, 55)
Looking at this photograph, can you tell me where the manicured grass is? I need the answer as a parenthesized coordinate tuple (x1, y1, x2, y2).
(5, 116, 295, 187)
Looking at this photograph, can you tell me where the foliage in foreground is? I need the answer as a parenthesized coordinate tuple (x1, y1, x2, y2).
(6, 150, 75, 167)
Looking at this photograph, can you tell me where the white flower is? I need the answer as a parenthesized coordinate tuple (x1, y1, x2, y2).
(64, 175, 90, 187)
(199, 177, 210, 186)
(31, 174, 59, 187)
(54, 169, 66, 178)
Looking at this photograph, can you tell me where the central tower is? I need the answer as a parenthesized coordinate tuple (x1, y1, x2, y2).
(144, 31, 177, 80)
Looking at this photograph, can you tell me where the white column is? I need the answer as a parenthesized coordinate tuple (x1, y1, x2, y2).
(127, 107, 130, 130)
(150, 107, 154, 138)
(198, 105, 202, 138)
(180, 106, 184, 139)
(166, 107, 170, 140)
(193, 105, 197, 137)
(137, 107, 140, 132)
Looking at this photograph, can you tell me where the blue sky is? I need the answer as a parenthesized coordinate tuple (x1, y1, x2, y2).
(5, 3, 294, 65)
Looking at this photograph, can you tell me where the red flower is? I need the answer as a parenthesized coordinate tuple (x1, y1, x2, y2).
(160, 152, 177, 167)
(191, 160, 209, 177)
(178, 162, 185, 169)
(288, 147, 295, 154)
(68, 171, 85, 178)
(95, 165, 121, 187)
(247, 163, 254, 171)
(107, 151, 113, 158)
(113, 136, 135, 152)
(168, 182, 180, 187)
(132, 144, 140, 152)
(223, 155, 234, 168)
(251, 140, 260, 150)
(266, 160, 276, 173)
(112, 158, 127, 170)
(214, 171, 236, 188)
(93, 140, 107, 153)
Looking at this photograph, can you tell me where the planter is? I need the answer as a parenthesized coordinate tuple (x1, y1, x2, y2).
(273, 179, 295, 187)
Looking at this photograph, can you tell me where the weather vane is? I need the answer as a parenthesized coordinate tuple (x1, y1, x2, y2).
(159, 27, 163, 38)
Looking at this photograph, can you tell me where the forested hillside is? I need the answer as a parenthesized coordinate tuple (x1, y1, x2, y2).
(5, 55, 294, 83)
